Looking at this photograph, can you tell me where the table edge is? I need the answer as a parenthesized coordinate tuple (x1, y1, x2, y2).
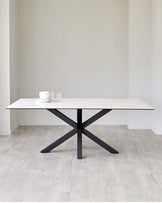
(6, 107, 154, 110)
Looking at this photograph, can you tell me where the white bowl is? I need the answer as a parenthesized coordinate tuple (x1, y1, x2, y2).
(39, 91, 51, 100)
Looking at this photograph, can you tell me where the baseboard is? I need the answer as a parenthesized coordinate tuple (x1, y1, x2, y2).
(0, 122, 19, 136)
(152, 128, 162, 135)
(127, 125, 152, 130)
(19, 123, 127, 127)
(0, 130, 11, 136)
(5, 124, 157, 135)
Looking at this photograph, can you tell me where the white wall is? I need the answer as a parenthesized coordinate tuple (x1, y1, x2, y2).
(2, 0, 162, 134)
(152, 0, 162, 134)
(18, 0, 128, 125)
(128, 0, 153, 129)
(9, 0, 19, 131)
(0, 0, 11, 135)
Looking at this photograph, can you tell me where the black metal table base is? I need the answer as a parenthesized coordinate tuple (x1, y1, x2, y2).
(41, 109, 119, 159)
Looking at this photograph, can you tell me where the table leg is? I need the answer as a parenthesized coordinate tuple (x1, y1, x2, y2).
(41, 108, 119, 159)
(41, 129, 77, 153)
(77, 109, 82, 159)
(83, 128, 119, 154)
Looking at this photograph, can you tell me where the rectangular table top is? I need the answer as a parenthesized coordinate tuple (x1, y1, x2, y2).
(7, 98, 153, 110)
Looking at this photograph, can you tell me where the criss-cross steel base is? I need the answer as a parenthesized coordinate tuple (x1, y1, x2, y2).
(41, 109, 119, 159)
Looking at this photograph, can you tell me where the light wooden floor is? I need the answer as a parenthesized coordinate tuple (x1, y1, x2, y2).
(0, 125, 162, 202)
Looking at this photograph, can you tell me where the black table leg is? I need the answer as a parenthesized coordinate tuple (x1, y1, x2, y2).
(41, 108, 119, 159)
(41, 129, 77, 153)
(83, 129, 119, 154)
(77, 109, 82, 159)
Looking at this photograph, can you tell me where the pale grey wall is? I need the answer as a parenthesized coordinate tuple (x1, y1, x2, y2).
(9, 0, 19, 131)
(18, 0, 128, 125)
(0, 0, 10, 135)
(128, 0, 152, 129)
(152, 0, 162, 134)
(2, 0, 162, 135)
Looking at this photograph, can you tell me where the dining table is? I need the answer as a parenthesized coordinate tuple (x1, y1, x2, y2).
(7, 98, 153, 159)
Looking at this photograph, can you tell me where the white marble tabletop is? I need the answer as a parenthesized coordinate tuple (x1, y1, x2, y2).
(7, 98, 154, 110)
